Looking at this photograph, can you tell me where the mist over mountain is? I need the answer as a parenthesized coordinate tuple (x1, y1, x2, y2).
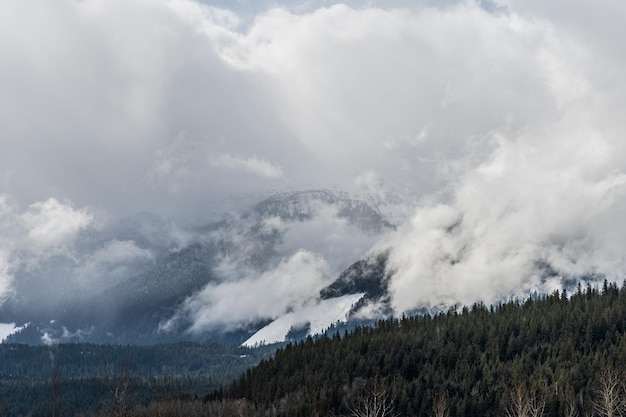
(2, 0, 626, 345)
(0, 187, 610, 346)
(0, 190, 393, 344)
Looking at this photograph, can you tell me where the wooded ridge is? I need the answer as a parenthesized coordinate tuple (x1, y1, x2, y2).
(216, 281, 626, 417)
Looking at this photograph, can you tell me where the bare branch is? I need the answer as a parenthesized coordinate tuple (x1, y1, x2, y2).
(505, 385, 545, 417)
(592, 367, 624, 417)
(349, 389, 399, 417)
(506, 385, 530, 417)
(563, 399, 579, 417)
(106, 360, 132, 417)
(433, 393, 450, 417)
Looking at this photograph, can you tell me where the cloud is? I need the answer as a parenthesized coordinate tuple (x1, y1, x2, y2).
(378, 120, 626, 313)
(21, 199, 93, 252)
(153, 191, 388, 332)
(278, 203, 382, 271)
(0, 0, 564, 218)
(145, 133, 208, 193)
(0, 196, 188, 308)
(211, 153, 284, 179)
(0, 197, 93, 303)
(72, 240, 154, 289)
(170, 250, 332, 332)
(0, 0, 308, 217)
(225, 3, 558, 189)
(0, 251, 13, 304)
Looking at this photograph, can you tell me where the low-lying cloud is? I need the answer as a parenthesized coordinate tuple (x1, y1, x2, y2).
(0, 197, 192, 311)
(380, 122, 626, 313)
(0, 197, 93, 304)
(172, 250, 332, 333)
(21, 198, 94, 254)
(159, 198, 384, 333)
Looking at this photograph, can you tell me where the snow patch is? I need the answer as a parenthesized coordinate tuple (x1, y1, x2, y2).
(0, 322, 25, 342)
(242, 293, 364, 347)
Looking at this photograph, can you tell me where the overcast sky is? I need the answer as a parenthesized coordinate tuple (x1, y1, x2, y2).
(0, 0, 561, 220)
(3, 0, 626, 318)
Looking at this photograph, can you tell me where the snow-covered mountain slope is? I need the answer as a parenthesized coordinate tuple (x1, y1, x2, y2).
(242, 293, 365, 347)
(239, 252, 396, 348)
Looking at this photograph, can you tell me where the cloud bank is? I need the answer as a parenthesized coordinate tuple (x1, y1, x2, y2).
(2, 0, 626, 328)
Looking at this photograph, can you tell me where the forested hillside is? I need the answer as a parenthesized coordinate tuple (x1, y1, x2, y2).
(0, 342, 276, 416)
(211, 281, 626, 417)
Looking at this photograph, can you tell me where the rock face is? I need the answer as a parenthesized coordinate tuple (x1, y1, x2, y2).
(3, 190, 395, 345)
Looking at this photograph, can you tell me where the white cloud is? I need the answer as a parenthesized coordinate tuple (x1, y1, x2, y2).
(0, 250, 13, 303)
(278, 204, 381, 271)
(379, 118, 626, 313)
(72, 240, 154, 289)
(0, 0, 566, 215)
(211, 153, 284, 179)
(21, 198, 93, 250)
(0, 196, 94, 303)
(173, 250, 331, 332)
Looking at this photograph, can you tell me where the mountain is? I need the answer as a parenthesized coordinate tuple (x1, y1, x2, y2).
(2, 189, 394, 345)
(241, 252, 392, 346)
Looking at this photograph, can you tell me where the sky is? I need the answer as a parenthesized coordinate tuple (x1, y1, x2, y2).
(2, 0, 626, 325)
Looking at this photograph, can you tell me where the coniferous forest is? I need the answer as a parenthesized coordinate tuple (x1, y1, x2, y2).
(213, 281, 626, 417)
(0, 342, 277, 416)
(6, 282, 626, 416)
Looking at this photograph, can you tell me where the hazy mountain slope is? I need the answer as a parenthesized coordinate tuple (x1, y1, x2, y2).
(3, 190, 394, 345)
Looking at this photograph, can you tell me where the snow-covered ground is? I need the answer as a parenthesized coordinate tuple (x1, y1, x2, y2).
(0, 323, 22, 342)
(242, 293, 364, 347)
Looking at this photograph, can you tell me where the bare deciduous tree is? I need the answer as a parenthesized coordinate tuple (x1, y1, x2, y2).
(506, 385, 545, 417)
(50, 368, 62, 417)
(350, 389, 399, 417)
(528, 397, 545, 417)
(105, 361, 132, 417)
(563, 397, 579, 417)
(592, 367, 624, 417)
(433, 393, 450, 417)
